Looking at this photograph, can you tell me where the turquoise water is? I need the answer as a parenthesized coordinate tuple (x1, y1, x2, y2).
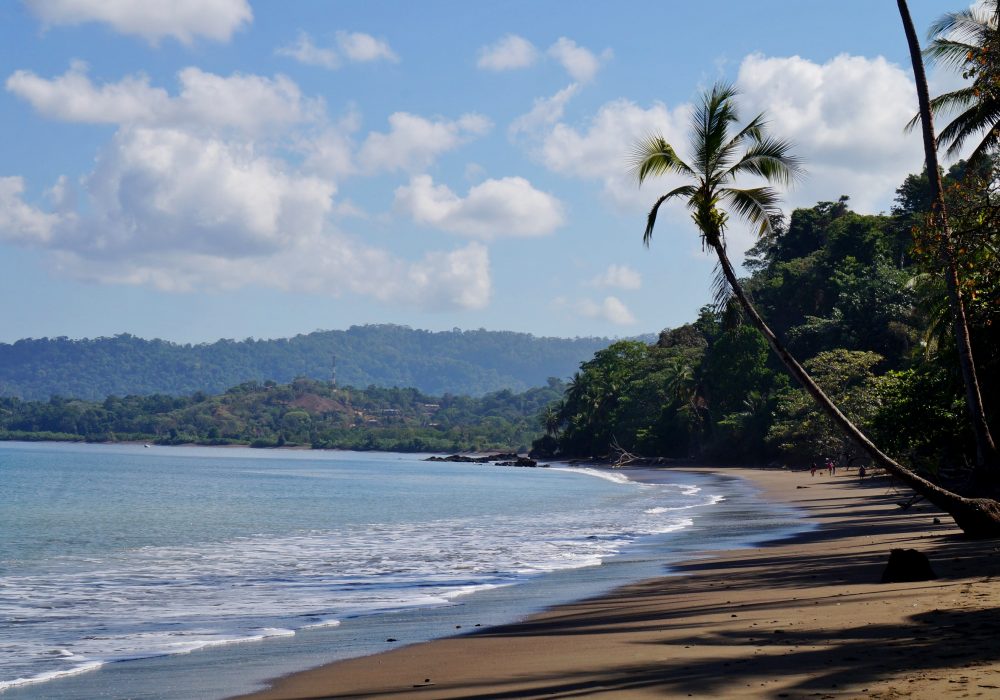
(0, 442, 805, 699)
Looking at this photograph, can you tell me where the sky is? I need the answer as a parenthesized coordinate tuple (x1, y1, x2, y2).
(0, 0, 969, 344)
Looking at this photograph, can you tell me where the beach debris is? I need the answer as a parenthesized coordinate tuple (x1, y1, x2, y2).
(609, 437, 644, 468)
(897, 494, 924, 510)
(881, 548, 937, 583)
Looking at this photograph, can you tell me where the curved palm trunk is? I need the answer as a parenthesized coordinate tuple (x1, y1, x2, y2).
(710, 237, 1000, 537)
(898, 0, 1000, 480)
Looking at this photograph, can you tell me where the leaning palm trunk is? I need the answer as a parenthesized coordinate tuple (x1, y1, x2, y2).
(899, 0, 1000, 480)
(709, 234, 1000, 537)
(635, 81, 1000, 537)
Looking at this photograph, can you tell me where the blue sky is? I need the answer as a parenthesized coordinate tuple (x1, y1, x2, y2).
(0, 0, 961, 343)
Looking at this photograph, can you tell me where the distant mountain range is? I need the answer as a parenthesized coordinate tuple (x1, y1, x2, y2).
(0, 325, 642, 401)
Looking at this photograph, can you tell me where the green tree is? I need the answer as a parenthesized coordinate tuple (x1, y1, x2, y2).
(768, 350, 884, 466)
(635, 80, 1000, 536)
(899, 0, 1000, 486)
(920, 1, 1000, 162)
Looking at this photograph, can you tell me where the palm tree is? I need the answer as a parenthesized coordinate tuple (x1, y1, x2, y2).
(899, 0, 1000, 480)
(542, 402, 563, 437)
(916, 1, 1000, 163)
(633, 81, 1000, 537)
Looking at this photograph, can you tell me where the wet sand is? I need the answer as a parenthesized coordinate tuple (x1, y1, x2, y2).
(235, 467, 1000, 699)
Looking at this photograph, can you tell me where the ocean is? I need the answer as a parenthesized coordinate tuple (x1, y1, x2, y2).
(0, 442, 806, 699)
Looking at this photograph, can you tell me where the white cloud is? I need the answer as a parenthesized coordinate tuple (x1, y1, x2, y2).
(277, 31, 398, 70)
(75, 127, 337, 257)
(464, 162, 486, 182)
(477, 35, 539, 71)
(524, 97, 690, 210)
(578, 296, 636, 325)
(8, 65, 491, 187)
(6, 63, 319, 134)
(301, 125, 358, 181)
(6, 61, 168, 124)
(2, 56, 500, 311)
(547, 37, 610, 83)
(25, 0, 252, 44)
(517, 51, 929, 265)
(2, 126, 332, 259)
(49, 238, 492, 310)
(539, 99, 688, 180)
(276, 32, 340, 70)
(336, 31, 398, 63)
(0, 177, 62, 244)
(736, 53, 922, 214)
(592, 264, 641, 290)
(0, 129, 490, 310)
(172, 68, 318, 133)
(358, 112, 492, 173)
(395, 175, 564, 239)
(509, 83, 581, 139)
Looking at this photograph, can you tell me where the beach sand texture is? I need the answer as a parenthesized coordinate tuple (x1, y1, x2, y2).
(236, 468, 1000, 700)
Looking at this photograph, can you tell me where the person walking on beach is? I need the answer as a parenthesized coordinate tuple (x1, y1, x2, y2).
(811, 462, 817, 477)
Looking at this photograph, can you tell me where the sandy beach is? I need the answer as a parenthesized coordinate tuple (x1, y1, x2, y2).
(235, 467, 1000, 700)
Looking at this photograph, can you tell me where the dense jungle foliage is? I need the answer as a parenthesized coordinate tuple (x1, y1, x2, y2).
(535, 161, 1000, 475)
(0, 377, 565, 453)
(0, 325, 616, 401)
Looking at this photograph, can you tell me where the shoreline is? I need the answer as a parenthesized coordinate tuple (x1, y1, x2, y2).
(2, 447, 770, 700)
(232, 466, 1000, 700)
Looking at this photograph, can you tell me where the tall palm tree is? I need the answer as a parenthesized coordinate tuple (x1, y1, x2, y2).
(916, 0, 1000, 162)
(633, 82, 1000, 537)
(899, 0, 1000, 480)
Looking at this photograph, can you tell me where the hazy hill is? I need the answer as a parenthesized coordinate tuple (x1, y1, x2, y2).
(0, 325, 625, 401)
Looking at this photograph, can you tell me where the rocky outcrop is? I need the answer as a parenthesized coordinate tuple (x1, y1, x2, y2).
(425, 453, 540, 467)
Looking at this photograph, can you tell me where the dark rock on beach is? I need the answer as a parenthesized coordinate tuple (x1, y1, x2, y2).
(881, 548, 937, 583)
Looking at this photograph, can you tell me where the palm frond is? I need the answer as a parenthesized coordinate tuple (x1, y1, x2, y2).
(632, 81, 798, 256)
(730, 112, 766, 145)
(924, 38, 982, 69)
(695, 83, 740, 179)
(926, 6, 994, 46)
(630, 134, 695, 183)
(726, 135, 804, 185)
(706, 110, 759, 177)
(939, 101, 1000, 158)
(968, 122, 1000, 164)
(721, 187, 783, 236)
(905, 86, 978, 133)
(642, 185, 697, 246)
(710, 260, 735, 310)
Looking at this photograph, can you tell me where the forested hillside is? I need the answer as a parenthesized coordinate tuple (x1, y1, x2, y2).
(0, 377, 565, 453)
(536, 161, 999, 477)
(0, 325, 618, 401)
